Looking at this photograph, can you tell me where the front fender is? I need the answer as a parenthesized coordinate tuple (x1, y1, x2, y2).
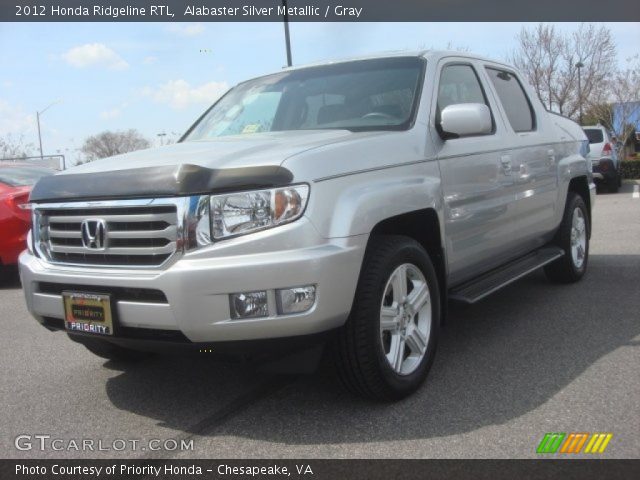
(554, 148, 594, 227)
(305, 161, 443, 240)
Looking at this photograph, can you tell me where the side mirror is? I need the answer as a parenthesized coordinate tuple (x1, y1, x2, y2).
(439, 103, 492, 139)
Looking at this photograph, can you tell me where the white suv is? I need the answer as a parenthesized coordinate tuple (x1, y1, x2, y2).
(583, 125, 621, 192)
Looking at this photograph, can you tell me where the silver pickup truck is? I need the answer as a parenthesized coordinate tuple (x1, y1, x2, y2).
(20, 51, 594, 400)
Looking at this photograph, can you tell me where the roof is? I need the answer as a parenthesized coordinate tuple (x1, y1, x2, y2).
(279, 50, 514, 72)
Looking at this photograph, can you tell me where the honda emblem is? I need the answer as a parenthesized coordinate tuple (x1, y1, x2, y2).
(80, 219, 107, 250)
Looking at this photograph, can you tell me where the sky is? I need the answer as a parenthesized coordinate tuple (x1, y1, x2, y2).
(0, 22, 638, 166)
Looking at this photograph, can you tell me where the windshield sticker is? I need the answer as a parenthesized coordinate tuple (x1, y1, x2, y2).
(241, 124, 261, 134)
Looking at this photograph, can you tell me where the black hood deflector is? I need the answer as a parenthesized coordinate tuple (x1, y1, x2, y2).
(30, 164, 294, 202)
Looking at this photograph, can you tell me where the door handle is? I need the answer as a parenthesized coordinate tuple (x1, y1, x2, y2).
(547, 149, 556, 165)
(500, 155, 512, 175)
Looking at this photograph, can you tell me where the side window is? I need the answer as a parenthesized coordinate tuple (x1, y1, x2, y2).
(437, 64, 488, 113)
(436, 64, 493, 136)
(485, 68, 535, 132)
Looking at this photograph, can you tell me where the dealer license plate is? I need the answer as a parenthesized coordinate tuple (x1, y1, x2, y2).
(63, 292, 114, 336)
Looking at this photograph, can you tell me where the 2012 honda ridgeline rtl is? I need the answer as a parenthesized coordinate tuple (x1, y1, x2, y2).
(20, 51, 595, 400)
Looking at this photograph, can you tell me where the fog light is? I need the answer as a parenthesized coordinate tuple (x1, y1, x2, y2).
(229, 291, 268, 319)
(276, 286, 316, 315)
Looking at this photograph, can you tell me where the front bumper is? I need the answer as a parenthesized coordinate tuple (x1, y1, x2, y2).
(19, 218, 366, 344)
(592, 171, 617, 183)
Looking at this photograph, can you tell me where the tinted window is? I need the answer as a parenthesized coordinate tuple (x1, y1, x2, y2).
(583, 128, 604, 144)
(0, 166, 53, 187)
(185, 57, 424, 139)
(486, 68, 535, 132)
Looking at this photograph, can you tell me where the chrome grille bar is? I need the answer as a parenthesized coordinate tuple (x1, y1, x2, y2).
(107, 226, 178, 239)
(47, 230, 82, 238)
(47, 243, 177, 256)
(46, 212, 176, 224)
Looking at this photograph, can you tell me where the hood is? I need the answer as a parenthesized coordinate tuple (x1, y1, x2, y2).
(62, 130, 359, 174)
(30, 130, 372, 202)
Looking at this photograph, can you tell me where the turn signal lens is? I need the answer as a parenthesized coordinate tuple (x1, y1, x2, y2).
(274, 188, 303, 222)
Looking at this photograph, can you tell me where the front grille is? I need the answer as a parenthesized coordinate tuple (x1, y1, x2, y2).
(36, 203, 180, 268)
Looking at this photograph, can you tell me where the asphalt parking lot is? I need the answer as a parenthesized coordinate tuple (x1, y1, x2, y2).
(1, 183, 638, 460)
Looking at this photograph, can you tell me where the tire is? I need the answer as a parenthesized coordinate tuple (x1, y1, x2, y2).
(333, 235, 440, 401)
(544, 193, 589, 283)
(0, 265, 17, 284)
(68, 334, 150, 362)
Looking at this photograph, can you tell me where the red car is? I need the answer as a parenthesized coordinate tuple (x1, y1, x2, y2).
(0, 164, 54, 267)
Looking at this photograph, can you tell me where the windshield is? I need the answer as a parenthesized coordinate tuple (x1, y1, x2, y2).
(0, 166, 54, 187)
(184, 57, 425, 140)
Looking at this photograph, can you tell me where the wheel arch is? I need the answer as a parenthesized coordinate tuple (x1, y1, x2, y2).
(567, 175, 592, 238)
(368, 208, 448, 323)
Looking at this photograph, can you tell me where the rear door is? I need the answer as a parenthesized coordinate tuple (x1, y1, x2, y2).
(482, 65, 559, 250)
(432, 59, 518, 285)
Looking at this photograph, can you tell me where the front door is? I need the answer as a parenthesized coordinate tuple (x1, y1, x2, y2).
(431, 60, 518, 285)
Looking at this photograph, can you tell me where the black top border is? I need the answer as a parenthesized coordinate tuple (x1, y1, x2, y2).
(5, 0, 640, 22)
(2, 459, 640, 480)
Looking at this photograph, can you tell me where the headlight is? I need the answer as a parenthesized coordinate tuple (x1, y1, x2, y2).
(210, 184, 309, 240)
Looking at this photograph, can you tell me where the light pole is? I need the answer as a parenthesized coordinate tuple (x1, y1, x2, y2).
(576, 61, 584, 126)
(282, 0, 292, 67)
(36, 100, 60, 159)
(157, 132, 167, 146)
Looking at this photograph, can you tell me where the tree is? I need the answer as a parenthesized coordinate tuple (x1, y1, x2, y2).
(586, 56, 640, 157)
(0, 134, 33, 160)
(79, 129, 150, 163)
(582, 103, 613, 130)
(510, 23, 617, 119)
(510, 24, 563, 111)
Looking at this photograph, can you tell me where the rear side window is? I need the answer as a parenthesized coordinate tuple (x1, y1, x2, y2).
(583, 128, 604, 144)
(485, 68, 535, 132)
